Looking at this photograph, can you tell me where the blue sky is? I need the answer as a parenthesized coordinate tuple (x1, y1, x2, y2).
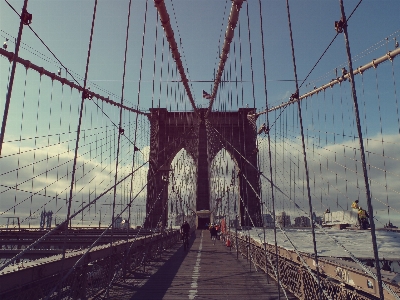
(2, 0, 399, 111)
(1, 0, 400, 228)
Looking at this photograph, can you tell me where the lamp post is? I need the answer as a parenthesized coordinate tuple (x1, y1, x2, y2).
(75, 201, 86, 226)
(99, 210, 101, 228)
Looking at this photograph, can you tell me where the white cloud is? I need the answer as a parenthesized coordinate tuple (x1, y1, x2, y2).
(256, 132, 400, 225)
(0, 139, 149, 228)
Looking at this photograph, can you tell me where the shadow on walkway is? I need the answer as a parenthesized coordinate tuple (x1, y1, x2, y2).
(107, 230, 296, 300)
(129, 233, 195, 299)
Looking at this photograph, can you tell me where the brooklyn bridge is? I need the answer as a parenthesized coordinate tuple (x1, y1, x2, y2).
(1, 0, 400, 299)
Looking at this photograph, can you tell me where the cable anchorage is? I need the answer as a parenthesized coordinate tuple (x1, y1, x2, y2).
(289, 91, 299, 102)
(82, 88, 94, 100)
(252, 47, 400, 116)
(21, 9, 32, 25)
(334, 17, 345, 33)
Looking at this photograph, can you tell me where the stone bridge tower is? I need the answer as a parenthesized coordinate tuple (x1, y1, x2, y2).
(144, 108, 261, 228)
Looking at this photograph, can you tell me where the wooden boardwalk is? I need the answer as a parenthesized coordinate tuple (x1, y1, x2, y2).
(108, 230, 297, 300)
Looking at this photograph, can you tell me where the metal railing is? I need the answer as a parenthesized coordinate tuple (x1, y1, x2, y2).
(228, 230, 400, 300)
(0, 230, 180, 299)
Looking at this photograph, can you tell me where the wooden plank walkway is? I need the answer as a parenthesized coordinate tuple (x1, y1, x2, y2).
(108, 230, 297, 300)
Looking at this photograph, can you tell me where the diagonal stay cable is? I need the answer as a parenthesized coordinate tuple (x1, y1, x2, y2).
(60, 182, 170, 299)
(264, 174, 400, 299)
(240, 171, 332, 299)
(206, 120, 289, 198)
(44, 167, 163, 300)
(253, 0, 364, 119)
(1, 119, 197, 269)
(103, 183, 171, 298)
(105, 131, 199, 290)
(62, 0, 99, 259)
(256, 0, 281, 293)
(236, 194, 290, 300)
(110, 0, 135, 246)
(206, 0, 245, 117)
(153, 0, 199, 116)
(285, 1, 322, 297)
(206, 116, 330, 297)
(0, 161, 147, 272)
(1, 0, 147, 148)
(207, 107, 400, 299)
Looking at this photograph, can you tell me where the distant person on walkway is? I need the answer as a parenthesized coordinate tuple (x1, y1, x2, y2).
(358, 207, 369, 229)
(351, 200, 359, 210)
(352, 200, 361, 228)
(210, 225, 218, 243)
(215, 224, 221, 240)
(181, 220, 190, 239)
(209, 223, 214, 238)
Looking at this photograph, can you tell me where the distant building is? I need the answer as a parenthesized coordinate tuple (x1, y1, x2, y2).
(262, 214, 274, 227)
(294, 216, 311, 227)
(262, 213, 292, 227)
(293, 214, 322, 227)
(40, 209, 53, 230)
(276, 212, 291, 227)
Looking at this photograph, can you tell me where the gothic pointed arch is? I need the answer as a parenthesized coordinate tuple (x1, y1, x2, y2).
(145, 108, 261, 228)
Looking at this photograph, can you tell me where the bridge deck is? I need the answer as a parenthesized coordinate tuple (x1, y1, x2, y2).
(109, 230, 297, 299)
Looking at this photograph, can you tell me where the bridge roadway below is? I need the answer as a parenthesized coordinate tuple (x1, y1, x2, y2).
(108, 230, 297, 300)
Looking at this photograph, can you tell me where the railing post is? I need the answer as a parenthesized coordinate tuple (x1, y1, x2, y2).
(123, 248, 130, 278)
(246, 235, 248, 260)
(248, 235, 252, 272)
(235, 215, 239, 260)
(264, 242, 269, 283)
(81, 264, 88, 300)
(299, 267, 306, 300)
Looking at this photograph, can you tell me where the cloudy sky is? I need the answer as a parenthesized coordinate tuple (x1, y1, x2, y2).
(1, 0, 400, 229)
